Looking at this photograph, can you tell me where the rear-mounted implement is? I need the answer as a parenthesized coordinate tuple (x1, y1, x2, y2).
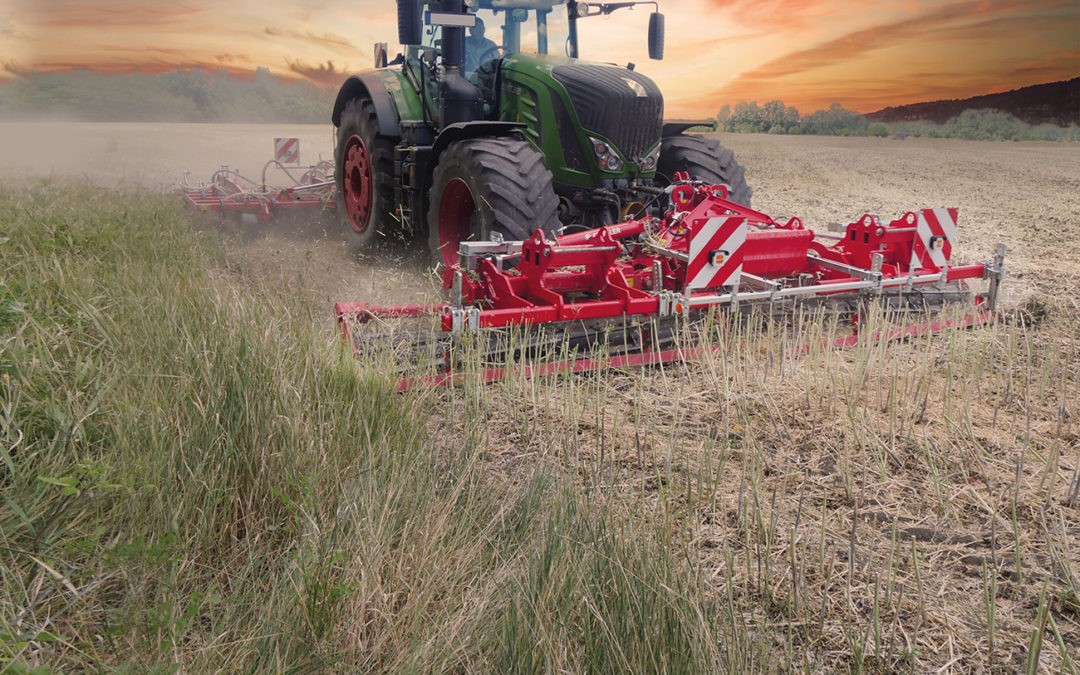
(181, 155, 335, 224)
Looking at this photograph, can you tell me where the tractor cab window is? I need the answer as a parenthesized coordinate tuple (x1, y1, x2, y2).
(417, 2, 573, 80)
(465, 2, 572, 73)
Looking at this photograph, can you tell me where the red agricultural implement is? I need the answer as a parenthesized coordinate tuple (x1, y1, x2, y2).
(181, 150, 336, 224)
(336, 174, 1006, 391)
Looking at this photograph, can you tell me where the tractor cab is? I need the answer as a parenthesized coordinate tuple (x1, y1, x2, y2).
(414, 1, 575, 80)
(405, 1, 664, 82)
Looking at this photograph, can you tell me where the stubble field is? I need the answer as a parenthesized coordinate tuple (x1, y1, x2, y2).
(3, 122, 1079, 671)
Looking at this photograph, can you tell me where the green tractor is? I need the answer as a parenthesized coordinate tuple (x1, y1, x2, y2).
(333, 0, 752, 267)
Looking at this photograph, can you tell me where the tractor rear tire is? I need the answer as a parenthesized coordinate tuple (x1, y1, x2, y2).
(657, 135, 753, 207)
(427, 137, 560, 269)
(335, 97, 396, 250)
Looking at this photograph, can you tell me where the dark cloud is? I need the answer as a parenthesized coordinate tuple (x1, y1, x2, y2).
(1005, 50, 1080, 82)
(264, 26, 356, 50)
(287, 59, 350, 86)
(2, 60, 26, 79)
(214, 53, 251, 65)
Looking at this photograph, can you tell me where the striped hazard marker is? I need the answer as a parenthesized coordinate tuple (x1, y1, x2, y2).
(274, 137, 300, 164)
(686, 216, 747, 291)
(910, 207, 957, 271)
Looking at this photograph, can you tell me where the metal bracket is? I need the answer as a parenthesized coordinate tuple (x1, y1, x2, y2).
(808, 251, 883, 283)
(458, 240, 522, 270)
(451, 271, 464, 309)
(450, 307, 480, 334)
(868, 253, 884, 296)
(658, 291, 687, 317)
(984, 243, 1008, 310)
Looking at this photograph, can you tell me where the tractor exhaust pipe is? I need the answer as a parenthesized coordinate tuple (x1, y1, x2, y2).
(435, 0, 484, 125)
(439, 0, 466, 70)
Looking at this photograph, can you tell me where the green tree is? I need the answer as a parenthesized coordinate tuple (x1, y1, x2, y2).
(729, 101, 765, 133)
(760, 100, 799, 134)
(800, 103, 868, 136)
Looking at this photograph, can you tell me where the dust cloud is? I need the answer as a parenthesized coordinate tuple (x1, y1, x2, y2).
(0, 121, 437, 313)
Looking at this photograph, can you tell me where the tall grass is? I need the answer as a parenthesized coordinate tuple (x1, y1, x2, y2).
(0, 183, 727, 671)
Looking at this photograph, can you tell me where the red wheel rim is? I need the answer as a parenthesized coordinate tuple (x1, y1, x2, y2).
(437, 178, 475, 268)
(343, 134, 373, 234)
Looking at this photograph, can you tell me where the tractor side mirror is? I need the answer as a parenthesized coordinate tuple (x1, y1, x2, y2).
(398, 0, 423, 45)
(648, 12, 665, 60)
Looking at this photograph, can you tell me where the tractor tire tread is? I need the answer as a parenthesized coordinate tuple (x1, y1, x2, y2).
(335, 97, 397, 248)
(658, 134, 753, 206)
(428, 137, 560, 266)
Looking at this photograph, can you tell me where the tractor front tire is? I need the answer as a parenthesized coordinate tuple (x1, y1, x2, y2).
(427, 137, 560, 269)
(657, 135, 753, 207)
(335, 97, 396, 250)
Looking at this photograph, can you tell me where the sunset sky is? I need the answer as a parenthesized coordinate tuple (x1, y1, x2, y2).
(2, 0, 1078, 116)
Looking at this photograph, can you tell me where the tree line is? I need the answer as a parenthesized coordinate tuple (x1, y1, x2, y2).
(3, 71, 1077, 141)
(0, 68, 336, 124)
(716, 100, 1080, 141)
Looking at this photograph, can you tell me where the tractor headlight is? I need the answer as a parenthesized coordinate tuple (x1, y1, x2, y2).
(590, 136, 624, 172)
(639, 143, 661, 172)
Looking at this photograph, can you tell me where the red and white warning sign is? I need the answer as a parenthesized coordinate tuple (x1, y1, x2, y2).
(274, 137, 300, 164)
(910, 207, 957, 271)
(686, 216, 747, 291)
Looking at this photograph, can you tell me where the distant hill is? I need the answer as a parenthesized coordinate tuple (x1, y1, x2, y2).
(866, 77, 1080, 126)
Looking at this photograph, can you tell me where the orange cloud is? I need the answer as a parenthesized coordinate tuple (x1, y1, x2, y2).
(33, 2, 203, 28)
(705, 0, 852, 28)
(696, 0, 1080, 112)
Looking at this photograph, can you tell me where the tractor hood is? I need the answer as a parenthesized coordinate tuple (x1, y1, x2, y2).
(500, 54, 665, 169)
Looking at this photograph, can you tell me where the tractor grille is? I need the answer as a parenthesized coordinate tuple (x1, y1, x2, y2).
(552, 64, 663, 162)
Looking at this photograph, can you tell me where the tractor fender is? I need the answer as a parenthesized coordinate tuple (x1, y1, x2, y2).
(430, 122, 527, 163)
(662, 120, 718, 137)
(332, 73, 399, 136)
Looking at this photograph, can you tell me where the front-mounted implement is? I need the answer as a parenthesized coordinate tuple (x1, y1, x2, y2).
(336, 175, 1007, 390)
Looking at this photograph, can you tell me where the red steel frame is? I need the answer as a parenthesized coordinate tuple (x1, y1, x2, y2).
(336, 177, 1006, 390)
